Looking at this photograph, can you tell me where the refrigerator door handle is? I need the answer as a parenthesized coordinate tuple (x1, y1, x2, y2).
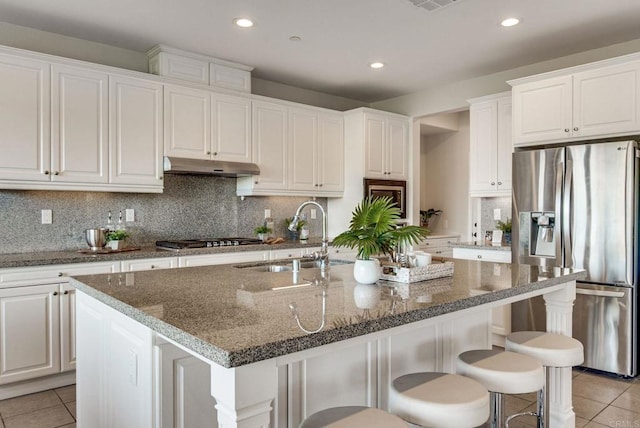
(576, 288, 626, 298)
(562, 159, 573, 268)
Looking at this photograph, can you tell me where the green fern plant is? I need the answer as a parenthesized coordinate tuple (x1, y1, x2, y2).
(332, 196, 429, 260)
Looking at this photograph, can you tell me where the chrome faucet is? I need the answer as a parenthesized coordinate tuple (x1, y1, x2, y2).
(289, 200, 329, 270)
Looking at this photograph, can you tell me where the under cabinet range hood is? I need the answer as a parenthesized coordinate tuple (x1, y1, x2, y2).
(163, 156, 260, 177)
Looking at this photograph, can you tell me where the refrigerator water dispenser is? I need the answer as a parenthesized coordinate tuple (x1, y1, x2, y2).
(519, 211, 556, 260)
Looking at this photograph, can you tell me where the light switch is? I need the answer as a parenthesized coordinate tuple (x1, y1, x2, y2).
(493, 209, 501, 220)
(125, 209, 135, 222)
(41, 209, 52, 224)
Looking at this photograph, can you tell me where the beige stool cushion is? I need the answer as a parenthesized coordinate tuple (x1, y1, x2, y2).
(389, 372, 489, 427)
(457, 349, 544, 394)
(506, 331, 584, 368)
(300, 406, 408, 428)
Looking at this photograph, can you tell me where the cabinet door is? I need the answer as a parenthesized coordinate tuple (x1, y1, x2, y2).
(573, 61, 640, 138)
(469, 101, 498, 194)
(212, 93, 252, 162)
(496, 97, 513, 192)
(251, 101, 288, 190)
(289, 107, 318, 191)
(318, 113, 344, 193)
(109, 75, 163, 187)
(512, 76, 572, 145)
(60, 284, 76, 372)
(0, 284, 60, 384)
(364, 114, 386, 178)
(164, 84, 211, 159)
(386, 118, 408, 180)
(0, 55, 50, 181)
(51, 65, 109, 183)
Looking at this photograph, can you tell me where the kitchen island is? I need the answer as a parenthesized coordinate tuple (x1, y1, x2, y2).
(70, 259, 585, 428)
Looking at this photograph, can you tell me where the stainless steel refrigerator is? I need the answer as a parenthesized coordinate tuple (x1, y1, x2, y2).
(512, 140, 638, 377)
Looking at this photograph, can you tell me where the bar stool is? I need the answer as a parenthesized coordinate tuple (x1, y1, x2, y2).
(506, 331, 584, 428)
(389, 372, 490, 427)
(456, 349, 544, 428)
(300, 406, 408, 427)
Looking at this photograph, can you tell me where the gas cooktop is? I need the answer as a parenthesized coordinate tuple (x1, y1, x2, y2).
(155, 237, 263, 250)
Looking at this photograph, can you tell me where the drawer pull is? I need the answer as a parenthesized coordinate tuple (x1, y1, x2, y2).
(477, 255, 482, 259)
(150, 265, 156, 269)
(57, 272, 64, 277)
(63, 290, 69, 295)
(53, 291, 58, 296)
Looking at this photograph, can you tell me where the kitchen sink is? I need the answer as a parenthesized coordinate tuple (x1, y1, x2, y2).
(236, 259, 351, 273)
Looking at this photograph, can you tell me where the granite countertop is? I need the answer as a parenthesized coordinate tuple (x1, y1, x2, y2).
(70, 259, 585, 368)
(0, 239, 325, 269)
(451, 241, 512, 251)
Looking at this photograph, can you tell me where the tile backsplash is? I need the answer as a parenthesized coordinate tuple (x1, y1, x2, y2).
(0, 175, 326, 254)
(480, 196, 511, 237)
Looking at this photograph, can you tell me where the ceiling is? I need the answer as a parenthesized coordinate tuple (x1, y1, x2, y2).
(0, 0, 640, 102)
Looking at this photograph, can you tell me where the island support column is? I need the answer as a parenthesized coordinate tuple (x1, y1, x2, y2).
(210, 358, 278, 428)
(543, 280, 577, 428)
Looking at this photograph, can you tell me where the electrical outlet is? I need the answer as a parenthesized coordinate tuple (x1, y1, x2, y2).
(310, 209, 317, 219)
(41, 209, 52, 224)
(125, 209, 135, 222)
(264, 208, 271, 218)
(493, 209, 501, 220)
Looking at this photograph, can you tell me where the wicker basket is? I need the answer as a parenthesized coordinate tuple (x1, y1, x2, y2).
(380, 261, 454, 284)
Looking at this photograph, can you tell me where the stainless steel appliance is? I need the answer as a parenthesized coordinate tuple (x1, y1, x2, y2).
(156, 237, 263, 250)
(512, 140, 638, 377)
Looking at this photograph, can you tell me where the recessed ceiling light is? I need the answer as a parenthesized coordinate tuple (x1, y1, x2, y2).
(233, 18, 254, 28)
(501, 17, 520, 27)
(289, 36, 302, 42)
(370, 62, 385, 69)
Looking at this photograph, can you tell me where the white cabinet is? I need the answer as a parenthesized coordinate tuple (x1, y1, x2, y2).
(364, 113, 408, 180)
(414, 235, 459, 258)
(0, 284, 60, 385)
(164, 85, 252, 163)
(328, 247, 358, 261)
(0, 260, 119, 387)
(511, 59, 640, 145)
(469, 93, 512, 196)
(269, 247, 321, 260)
(237, 100, 289, 194)
(109, 75, 164, 189)
(52, 64, 109, 184)
(0, 54, 50, 182)
(288, 107, 344, 195)
(120, 257, 178, 272)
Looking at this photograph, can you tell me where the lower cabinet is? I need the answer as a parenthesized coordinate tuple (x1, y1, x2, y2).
(121, 257, 178, 272)
(452, 247, 511, 263)
(414, 235, 460, 258)
(179, 250, 267, 268)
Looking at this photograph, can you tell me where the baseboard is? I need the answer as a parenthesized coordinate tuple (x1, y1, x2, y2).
(492, 332, 506, 348)
(0, 371, 76, 400)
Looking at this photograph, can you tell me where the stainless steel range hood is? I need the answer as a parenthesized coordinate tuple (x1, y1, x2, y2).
(163, 156, 260, 177)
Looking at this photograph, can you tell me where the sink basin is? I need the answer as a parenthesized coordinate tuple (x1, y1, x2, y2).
(254, 264, 292, 273)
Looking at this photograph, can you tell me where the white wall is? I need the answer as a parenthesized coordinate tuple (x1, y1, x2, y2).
(372, 38, 640, 117)
(420, 111, 470, 237)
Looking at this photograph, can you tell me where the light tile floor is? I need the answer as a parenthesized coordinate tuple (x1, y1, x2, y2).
(0, 385, 75, 428)
(0, 370, 637, 427)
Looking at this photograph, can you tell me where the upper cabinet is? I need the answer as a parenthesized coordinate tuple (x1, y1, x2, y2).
(363, 113, 408, 180)
(0, 49, 163, 193)
(469, 93, 512, 196)
(237, 100, 344, 197)
(511, 57, 640, 146)
(109, 75, 164, 188)
(164, 85, 252, 163)
(0, 54, 50, 182)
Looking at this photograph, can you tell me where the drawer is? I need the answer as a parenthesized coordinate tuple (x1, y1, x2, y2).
(269, 247, 321, 260)
(121, 257, 178, 272)
(0, 261, 120, 287)
(179, 250, 267, 268)
(420, 236, 460, 248)
(452, 248, 511, 263)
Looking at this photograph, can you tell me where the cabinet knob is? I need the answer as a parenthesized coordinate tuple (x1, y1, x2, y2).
(207, 151, 211, 155)
(491, 182, 496, 186)
(573, 127, 579, 132)
(473, 232, 478, 237)
(150, 265, 156, 269)
(54, 171, 60, 176)
(213, 152, 218, 156)
(254, 180, 259, 185)
(564, 128, 570, 133)
(319, 184, 323, 187)
(497, 181, 502, 185)
(477, 255, 482, 259)
(314, 184, 319, 187)
(44, 170, 50, 175)
(53, 291, 59, 296)
(64, 290, 69, 295)
(57, 272, 63, 277)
